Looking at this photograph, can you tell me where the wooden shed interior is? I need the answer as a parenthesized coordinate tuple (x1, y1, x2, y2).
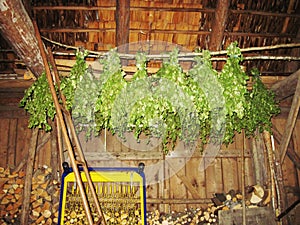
(0, 0, 300, 225)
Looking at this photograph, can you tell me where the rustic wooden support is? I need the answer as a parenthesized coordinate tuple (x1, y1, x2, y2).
(0, 0, 44, 77)
(209, 0, 230, 51)
(20, 128, 39, 225)
(271, 69, 300, 101)
(272, 124, 300, 170)
(279, 72, 300, 163)
(115, 0, 130, 51)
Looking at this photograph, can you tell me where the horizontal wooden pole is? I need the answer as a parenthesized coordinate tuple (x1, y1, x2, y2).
(84, 149, 251, 161)
(146, 198, 212, 205)
(32, 6, 300, 18)
(0, 79, 34, 88)
(39, 27, 297, 38)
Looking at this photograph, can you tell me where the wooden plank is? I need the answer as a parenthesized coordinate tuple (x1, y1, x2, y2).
(222, 158, 239, 192)
(0, 119, 9, 167)
(185, 157, 206, 209)
(0, 79, 33, 88)
(168, 158, 188, 211)
(280, 73, 300, 162)
(205, 158, 223, 199)
(15, 118, 32, 166)
(7, 119, 17, 167)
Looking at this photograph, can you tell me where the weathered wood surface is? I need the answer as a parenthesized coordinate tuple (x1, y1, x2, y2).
(271, 69, 300, 101)
(279, 73, 300, 163)
(0, 113, 300, 213)
(209, 0, 230, 51)
(0, 0, 44, 77)
(116, 0, 130, 50)
(20, 128, 38, 225)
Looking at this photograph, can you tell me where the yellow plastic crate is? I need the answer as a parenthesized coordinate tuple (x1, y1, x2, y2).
(58, 163, 147, 225)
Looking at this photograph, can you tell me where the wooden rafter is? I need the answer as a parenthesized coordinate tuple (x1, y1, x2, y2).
(115, 0, 130, 51)
(0, 0, 43, 77)
(271, 69, 300, 101)
(209, 0, 230, 51)
(280, 73, 300, 163)
(272, 124, 300, 170)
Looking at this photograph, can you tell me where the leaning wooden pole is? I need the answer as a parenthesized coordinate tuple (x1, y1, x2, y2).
(20, 128, 39, 225)
(33, 21, 95, 225)
(263, 131, 286, 220)
(47, 47, 106, 225)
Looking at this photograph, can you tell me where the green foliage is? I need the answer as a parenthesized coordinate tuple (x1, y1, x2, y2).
(94, 49, 127, 131)
(19, 72, 56, 131)
(60, 49, 89, 110)
(243, 68, 280, 135)
(20, 42, 280, 154)
(217, 42, 249, 144)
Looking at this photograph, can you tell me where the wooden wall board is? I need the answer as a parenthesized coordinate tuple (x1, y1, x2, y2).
(0, 119, 9, 167)
(168, 158, 188, 211)
(15, 118, 32, 167)
(205, 158, 224, 199)
(7, 118, 17, 167)
(222, 157, 239, 192)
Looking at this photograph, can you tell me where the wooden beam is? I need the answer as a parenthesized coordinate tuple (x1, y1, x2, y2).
(280, 74, 300, 163)
(272, 124, 300, 170)
(271, 69, 300, 101)
(0, 79, 34, 89)
(115, 0, 130, 51)
(0, 0, 44, 77)
(209, 0, 230, 51)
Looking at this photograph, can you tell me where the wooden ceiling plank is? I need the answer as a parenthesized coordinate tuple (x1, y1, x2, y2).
(280, 72, 300, 163)
(209, 0, 230, 51)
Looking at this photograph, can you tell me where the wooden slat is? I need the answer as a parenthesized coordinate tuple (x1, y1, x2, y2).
(222, 158, 239, 192)
(7, 119, 17, 167)
(0, 119, 9, 167)
(205, 158, 223, 199)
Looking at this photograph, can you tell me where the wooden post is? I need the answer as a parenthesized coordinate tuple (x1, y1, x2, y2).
(272, 124, 300, 170)
(0, 0, 44, 77)
(209, 0, 230, 51)
(115, 0, 130, 51)
(280, 72, 300, 163)
(20, 128, 39, 225)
